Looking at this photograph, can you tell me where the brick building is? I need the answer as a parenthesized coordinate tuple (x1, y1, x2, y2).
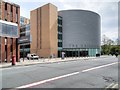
(0, 0, 20, 63)
(30, 3, 58, 58)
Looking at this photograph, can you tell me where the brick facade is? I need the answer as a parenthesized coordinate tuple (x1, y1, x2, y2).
(0, 0, 20, 63)
(30, 3, 58, 58)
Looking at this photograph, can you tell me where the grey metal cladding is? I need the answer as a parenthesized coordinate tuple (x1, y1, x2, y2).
(58, 10, 101, 49)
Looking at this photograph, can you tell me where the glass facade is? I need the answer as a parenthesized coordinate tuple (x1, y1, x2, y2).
(19, 24, 30, 58)
(0, 20, 18, 38)
(58, 16, 63, 57)
(20, 24, 30, 37)
(63, 48, 100, 57)
(20, 16, 30, 26)
(20, 17, 24, 26)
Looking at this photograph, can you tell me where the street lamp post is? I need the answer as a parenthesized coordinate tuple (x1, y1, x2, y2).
(72, 44, 74, 58)
(76, 45, 78, 58)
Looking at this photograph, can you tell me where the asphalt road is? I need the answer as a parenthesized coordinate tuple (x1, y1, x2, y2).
(1, 56, 119, 89)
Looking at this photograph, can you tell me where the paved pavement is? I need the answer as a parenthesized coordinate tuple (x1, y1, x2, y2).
(1, 56, 119, 89)
(0, 56, 108, 68)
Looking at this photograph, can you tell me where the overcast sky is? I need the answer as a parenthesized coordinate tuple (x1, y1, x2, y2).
(10, 0, 119, 42)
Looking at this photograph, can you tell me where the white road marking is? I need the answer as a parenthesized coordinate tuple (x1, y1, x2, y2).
(16, 62, 118, 88)
(112, 84, 118, 88)
(16, 72, 79, 88)
(82, 62, 118, 72)
(106, 83, 114, 88)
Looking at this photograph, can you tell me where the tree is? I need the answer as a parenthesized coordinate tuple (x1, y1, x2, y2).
(101, 34, 115, 55)
(102, 34, 115, 45)
(110, 45, 120, 55)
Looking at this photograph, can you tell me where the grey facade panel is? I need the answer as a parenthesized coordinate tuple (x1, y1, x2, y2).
(58, 10, 101, 49)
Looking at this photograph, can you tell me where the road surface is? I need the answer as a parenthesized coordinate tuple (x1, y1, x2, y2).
(1, 56, 119, 89)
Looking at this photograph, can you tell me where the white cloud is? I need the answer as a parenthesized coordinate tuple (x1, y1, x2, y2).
(9, 0, 118, 41)
(102, 30, 118, 40)
(57, 1, 118, 41)
(20, 7, 30, 18)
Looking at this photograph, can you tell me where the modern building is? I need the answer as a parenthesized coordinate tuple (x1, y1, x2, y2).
(17, 16, 31, 58)
(59, 10, 101, 57)
(30, 3, 101, 58)
(58, 16, 63, 57)
(20, 16, 30, 26)
(0, 0, 20, 62)
(18, 24, 31, 58)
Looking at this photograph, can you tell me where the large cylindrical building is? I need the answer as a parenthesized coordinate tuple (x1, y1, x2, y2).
(58, 10, 101, 57)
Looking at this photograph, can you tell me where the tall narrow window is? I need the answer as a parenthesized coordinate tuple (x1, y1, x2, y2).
(10, 5, 13, 22)
(5, 37, 7, 45)
(16, 7, 18, 23)
(5, 10, 7, 21)
(5, 3, 7, 10)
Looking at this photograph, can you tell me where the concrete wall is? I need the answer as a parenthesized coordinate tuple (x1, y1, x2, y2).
(30, 3, 58, 58)
(58, 10, 101, 49)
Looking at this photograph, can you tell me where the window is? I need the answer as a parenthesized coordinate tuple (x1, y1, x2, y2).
(5, 37, 7, 45)
(26, 31, 30, 36)
(20, 33, 25, 37)
(26, 24, 30, 30)
(4, 10, 7, 21)
(10, 12, 13, 22)
(58, 42, 62, 47)
(25, 44, 30, 48)
(10, 5, 13, 22)
(58, 34, 62, 40)
(20, 27, 26, 33)
(2, 23, 7, 34)
(5, 3, 7, 10)
(58, 19, 62, 25)
(58, 16, 62, 25)
(0, 21, 18, 37)
(58, 27, 62, 32)
(16, 14, 18, 23)
(58, 16, 62, 20)
(11, 5, 13, 12)
(16, 7, 18, 23)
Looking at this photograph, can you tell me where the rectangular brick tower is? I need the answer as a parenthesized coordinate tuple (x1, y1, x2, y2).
(30, 3, 58, 58)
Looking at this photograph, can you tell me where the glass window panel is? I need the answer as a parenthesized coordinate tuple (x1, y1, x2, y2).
(0, 21, 18, 37)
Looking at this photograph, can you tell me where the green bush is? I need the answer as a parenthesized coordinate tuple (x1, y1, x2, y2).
(101, 45, 120, 55)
